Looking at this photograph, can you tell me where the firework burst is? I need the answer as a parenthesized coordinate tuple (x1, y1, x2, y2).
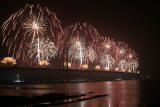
(27, 38, 58, 64)
(101, 37, 116, 53)
(1, 4, 62, 64)
(86, 46, 97, 63)
(60, 23, 100, 67)
(113, 42, 139, 71)
(117, 59, 128, 71)
(126, 49, 138, 71)
(98, 37, 116, 69)
(68, 36, 86, 65)
(100, 54, 115, 70)
(1, 4, 139, 71)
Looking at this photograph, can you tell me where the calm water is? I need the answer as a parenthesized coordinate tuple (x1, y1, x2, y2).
(0, 80, 143, 107)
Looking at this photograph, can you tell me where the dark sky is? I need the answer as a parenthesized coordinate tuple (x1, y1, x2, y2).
(0, 0, 159, 75)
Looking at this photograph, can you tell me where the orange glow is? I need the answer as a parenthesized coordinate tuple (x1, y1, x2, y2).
(104, 66, 109, 71)
(68, 63, 72, 68)
(95, 65, 100, 70)
(1, 57, 16, 65)
(39, 60, 49, 66)
(82, 64, 88, 69)
(114, 68, 119, 72)
(122, 69, 126, 72)
(64, 62, 72, 68)
(128, 69, 132, 72)
(137, 71, 140, 74)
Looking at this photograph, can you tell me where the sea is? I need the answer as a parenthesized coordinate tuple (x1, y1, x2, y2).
(1, 80, 154, 107)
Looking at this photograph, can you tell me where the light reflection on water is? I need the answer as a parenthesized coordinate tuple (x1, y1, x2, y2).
(0, 80, 141, 107)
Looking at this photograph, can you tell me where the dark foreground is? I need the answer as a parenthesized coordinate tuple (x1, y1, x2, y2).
(0, 80, 144, 107)
(1, 67, 159, 107)
(1, 79, 159, 107)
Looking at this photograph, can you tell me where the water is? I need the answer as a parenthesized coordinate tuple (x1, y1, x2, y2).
(0, 80, 142, 107)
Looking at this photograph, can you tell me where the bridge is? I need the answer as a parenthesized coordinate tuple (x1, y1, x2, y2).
(0, 66, 140, 84)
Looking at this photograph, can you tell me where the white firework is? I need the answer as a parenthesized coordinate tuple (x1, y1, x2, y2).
(117, 59, 128, 71)
(86, 46, 97, 63)
(23, 14, 47, 44)
(127, 60, 139, 72)
(68, 37, 86, 65)
(100, 54, 115, 70)
(28, 38, 58, 62)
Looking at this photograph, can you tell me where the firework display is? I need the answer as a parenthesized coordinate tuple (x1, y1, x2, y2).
(60, 23, 101, 68)
(100, 54, 115, 70)
(1, 4, 62, 64)
(1, 4, 139, 72)
(27, 38, 58, 63)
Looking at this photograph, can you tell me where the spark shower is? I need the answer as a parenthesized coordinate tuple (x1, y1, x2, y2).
(1, 4, 139, 72)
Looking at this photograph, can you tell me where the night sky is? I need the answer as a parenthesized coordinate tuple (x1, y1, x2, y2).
(0, 0, 159, 76)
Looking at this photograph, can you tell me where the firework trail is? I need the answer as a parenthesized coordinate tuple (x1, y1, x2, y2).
(60, 23, 100, 67)
(86, 46, 97, 63)
(129, 60, 138, 71)
(101, 37, 116, 54)
(1, 4, 62, 64)
(126, 49, 139, 71)
(97, 36, 139, 71)
(68, 36, 86, 65)
(27, 38, 58, 63)
(100, 54, 115, 70)
(112, 42, 139, 71)
(117, 59, 128, 71)
(114, 42, 128, 60)
(1, 4, 139, 71)
(67, 37, 97, 67)
(98, 37, 116, 69)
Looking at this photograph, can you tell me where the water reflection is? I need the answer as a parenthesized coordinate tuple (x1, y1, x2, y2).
(0, 80, 140, 107)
